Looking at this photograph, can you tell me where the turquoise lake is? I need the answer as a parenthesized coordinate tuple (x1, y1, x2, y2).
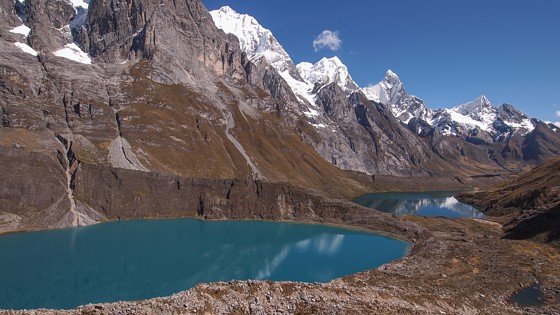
(353, 191, 485, 218)
(0, 218, 409, 310)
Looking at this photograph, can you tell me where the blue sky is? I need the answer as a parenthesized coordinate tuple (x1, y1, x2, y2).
(202, 0, 560, 123)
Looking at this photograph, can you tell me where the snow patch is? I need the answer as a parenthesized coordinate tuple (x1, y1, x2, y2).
(445, 107, 493, 131)
(9, 24, 31, 37)
(303, 109, 320, 118)
(53, 43, 92, 64)
(503, 118, 535, 132)
(14, 42, 37, 56)
(279, 70, 315, 106)
(67, 0, 89, 10)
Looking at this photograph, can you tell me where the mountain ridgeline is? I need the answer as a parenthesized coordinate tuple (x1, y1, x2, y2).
(210, 6, 560, 174)
(0, 0, 559, 232)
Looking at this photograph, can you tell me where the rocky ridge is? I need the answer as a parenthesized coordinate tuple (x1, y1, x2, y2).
(364, 76, 536, 142)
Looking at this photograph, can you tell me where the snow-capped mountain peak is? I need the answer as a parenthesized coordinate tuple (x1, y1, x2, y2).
(210, 6, 293, 73)
(453, 95, 493, 115)
(362, 69, 432, 123)
(362, 69, 405, 103)
(385, 69, 399, 81)
(434, 95, 535, 139)
(296, 57, 358, 93)
(444, 95, 497, 132)
(210, 5, 537, 141)
(210, 5, 358, 116)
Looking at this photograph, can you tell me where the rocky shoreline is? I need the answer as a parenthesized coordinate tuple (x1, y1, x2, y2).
(1, 188, 559, 314)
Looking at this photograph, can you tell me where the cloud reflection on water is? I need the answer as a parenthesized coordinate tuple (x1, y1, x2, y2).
(257, 233, 345, 279)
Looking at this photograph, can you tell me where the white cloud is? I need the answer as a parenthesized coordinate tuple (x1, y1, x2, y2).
(556, 110, 560, 118)
(313, 30, 342, 52)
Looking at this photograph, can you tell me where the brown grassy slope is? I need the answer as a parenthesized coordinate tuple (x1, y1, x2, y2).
(113, 61, 377, 197)
(460, 158, 560, 213)
(458, 158, 560, 247)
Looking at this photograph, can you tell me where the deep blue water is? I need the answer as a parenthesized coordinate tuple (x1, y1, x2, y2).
(353, 191, 485, 218)
(0, 219, 409, 310)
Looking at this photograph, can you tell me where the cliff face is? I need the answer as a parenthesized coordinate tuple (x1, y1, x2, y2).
(84, 0, 247, 82)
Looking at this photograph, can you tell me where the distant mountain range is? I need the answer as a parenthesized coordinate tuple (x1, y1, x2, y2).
(211, 6, 539, 144)
(210, 5, 560, 175)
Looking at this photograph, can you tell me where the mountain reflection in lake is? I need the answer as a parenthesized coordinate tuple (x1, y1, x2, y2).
(353, 191, 485, 218)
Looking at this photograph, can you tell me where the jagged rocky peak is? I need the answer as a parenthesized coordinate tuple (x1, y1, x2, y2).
(210, 3, 540, 145)
(440, 95, 497, 134)
(360, 68, 537, 141)
(434, 95, 535, 140)
(384, 69, 401, 89)
(362, 69, 405, 103)
(362, 69, 432, 124)
(296, 57, 359, 93)
(497, 103, 529, 120)
(453, 95, 493, 116)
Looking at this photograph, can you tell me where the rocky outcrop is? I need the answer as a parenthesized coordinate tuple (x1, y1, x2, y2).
(17, 0, 76, 54)
(245, 57, 302, 117)
(521, 121, 560, 163)
(86, 0, 248, 82)
(0, 0, 21, 28)
(72, 163, 425, 239)
(0, 0, 378, 195)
